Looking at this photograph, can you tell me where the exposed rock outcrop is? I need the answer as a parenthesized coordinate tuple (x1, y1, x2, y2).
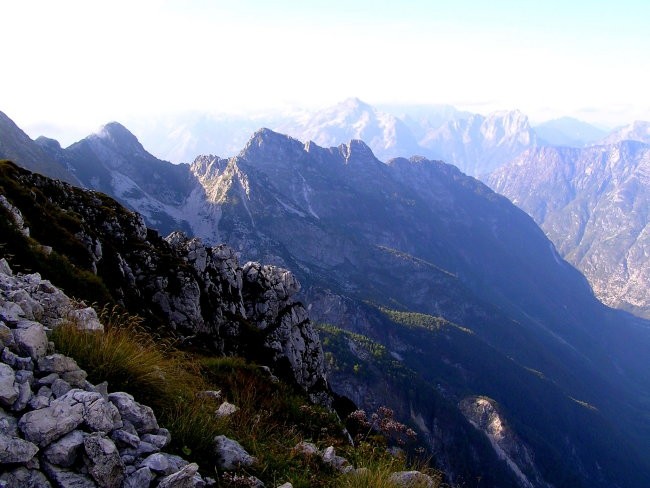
(0, 259, 206, 487)
(0, 162, 330, 403)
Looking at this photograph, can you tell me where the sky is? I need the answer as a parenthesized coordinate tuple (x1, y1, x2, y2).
(2, 0, 649, 145)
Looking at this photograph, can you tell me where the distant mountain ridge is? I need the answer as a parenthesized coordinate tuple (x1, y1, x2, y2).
(487, 141, 650, 319)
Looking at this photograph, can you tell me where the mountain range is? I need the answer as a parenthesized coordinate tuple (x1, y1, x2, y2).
(2, 110, 649, 487)
(488, 142, 650, 319)
(118, 98, 629, 177)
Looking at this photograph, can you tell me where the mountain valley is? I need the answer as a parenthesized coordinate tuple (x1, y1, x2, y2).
(1, 109, 650, 487)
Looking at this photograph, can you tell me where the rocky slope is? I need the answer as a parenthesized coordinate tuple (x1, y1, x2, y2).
(419, 110, 537, 176)
(0, 110, 79, 185)
(0, 160, 329, 402)
(182, 130, 650, 487)
(487, 141, 650, 318)
(599, 120, 650, 145)
(0, 258, 208, 487)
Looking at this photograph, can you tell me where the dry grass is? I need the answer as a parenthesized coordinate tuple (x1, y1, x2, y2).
(52, 306, 204, 408)
(51, 306, 444, 488)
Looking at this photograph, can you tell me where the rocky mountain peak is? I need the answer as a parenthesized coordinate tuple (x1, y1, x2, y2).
(600, 120, 650, 145)
(238, 128, 306, 164)
(34, 136, 63, 152)
(334, 97, 373, 116)
(338, 139, 378, 165)
(91, 122, 148, 157)
(481, 109, 532, 143)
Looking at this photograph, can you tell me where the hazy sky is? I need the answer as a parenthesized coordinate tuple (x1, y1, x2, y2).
(2, 0, 649, 144)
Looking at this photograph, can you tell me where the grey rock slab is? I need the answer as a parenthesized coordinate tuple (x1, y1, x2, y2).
(111, 429, 140, 449)
(0, 467, 52, 488)
(83, 433, 125, 488)
(61, 369, 88, 388)
(141, 432, 168, 449)
(43, 430, 86, 467)
(0, 363, 18, 407)
(388, 470, 436, 487)
(108, 392, 158, 434)
(0, 323, 15, 349)
(0, 259, 11, 276)
(213, 435, 256, 470)
(42, 461, 97, 488)
(51, 378, 73, 398)
(20, 389, 121, 446)
(123, 467, 153, 488)
(37, 354, 81, 374)
(215, 401, 238, 418)
(19, 392, 84, 446)
(11, 379, 32, 411)
(67, 307, 103, 332)
(139, 452, 188, 475)
(0, 432, 39, 463)
(157, 462, 200, 488)
(1, 348, 34, 370)
(0, 408, 18, 436)
(13, 321, 48, 360)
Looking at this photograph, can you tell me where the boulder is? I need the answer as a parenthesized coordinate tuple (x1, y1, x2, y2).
(215, 401, 238, 418)
(19, 389, 121, 446)
(157, 462, 200, 488)
(43, 430, 86, 467)
(213, 435, 256, 470)
(0, 364, 19, 408)
(388, 470, 436, 487)
(0, 467, 51, 488)
(42, 461, 96, 488)
(13, 321, 48, 360)
(123, 466, 153, 488)
(0, 432, 39, 464)
(108, 392, 158, 434)
(83, 433, 125, 488)
(139, 452, 188, 476)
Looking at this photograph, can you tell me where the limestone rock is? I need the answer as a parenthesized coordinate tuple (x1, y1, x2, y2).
(0, 467, 51, 488)
(157, 462, 200, 488)
(83, 433, 125, 488)
(19, 389, 120, 446)
(123, 466, 153, 488)
(0, 432, 39, 463)
(388, 471, 436, 487)
(215, 401, 238, 418)
(213, 435, 256, 470)
(139, 452, 188, 476)
(42, 461, 96, 488)
(12, 321, 49, 360)
(0, 363, 19, 407)
(43, 430, 86, 467)
(108, 392, 158, 434)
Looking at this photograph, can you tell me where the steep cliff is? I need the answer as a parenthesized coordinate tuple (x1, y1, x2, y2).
(0, 160, 328, 402)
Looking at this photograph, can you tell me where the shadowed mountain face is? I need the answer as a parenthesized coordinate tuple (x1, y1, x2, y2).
(0, 110, 79, 185)
(4, 116, 650, 487)
(488, 142, 650, 319)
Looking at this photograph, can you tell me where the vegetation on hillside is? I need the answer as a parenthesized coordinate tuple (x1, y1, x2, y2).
(52, 307, 439, 487)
